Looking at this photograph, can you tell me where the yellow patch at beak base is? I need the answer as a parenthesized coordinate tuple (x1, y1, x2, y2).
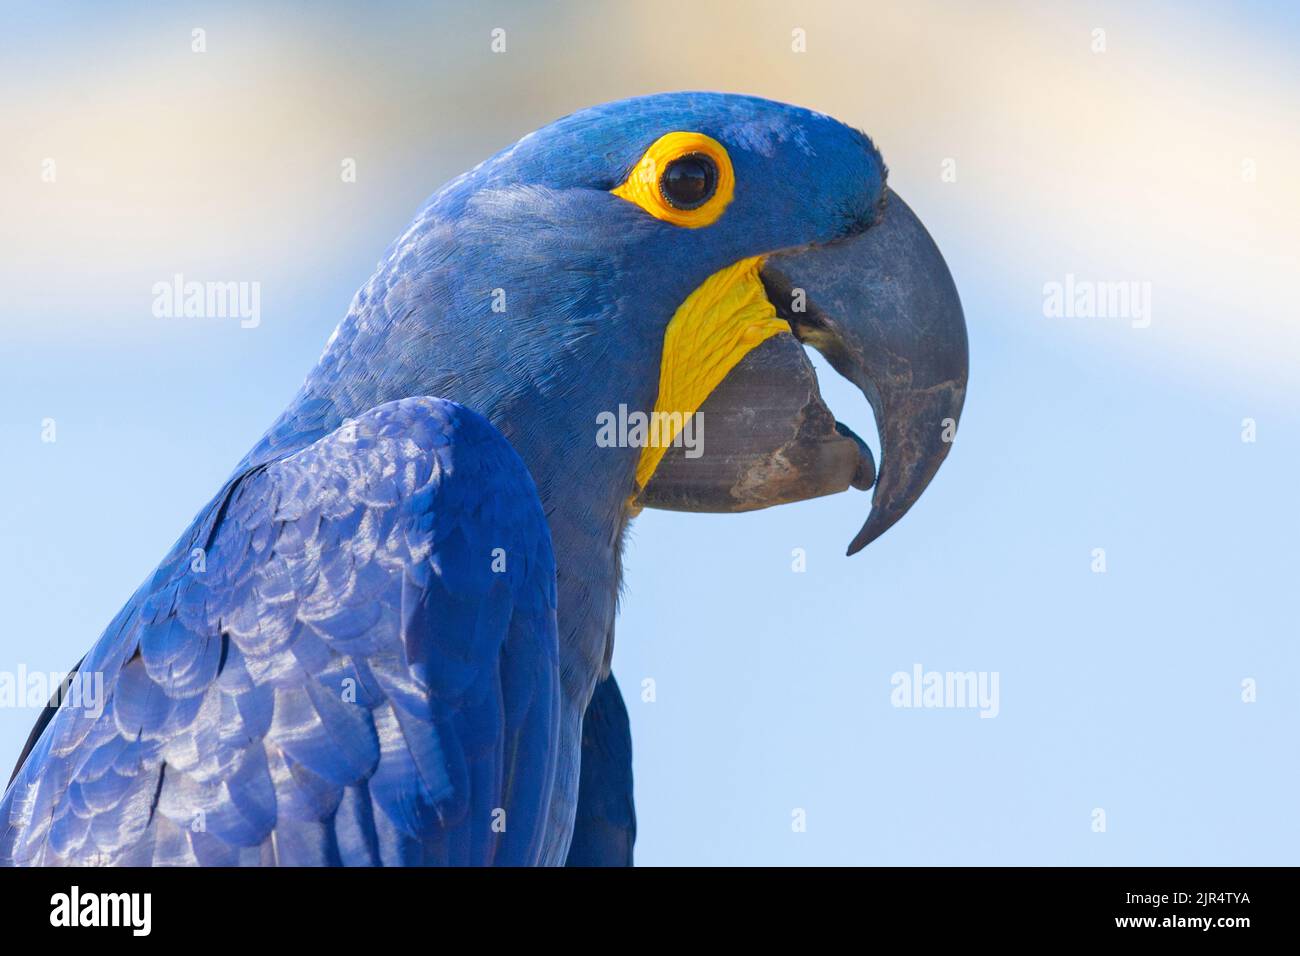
(632, 255, 790, 495)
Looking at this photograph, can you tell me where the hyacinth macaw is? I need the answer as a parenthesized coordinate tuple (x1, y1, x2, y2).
(1, 92, 967, 866)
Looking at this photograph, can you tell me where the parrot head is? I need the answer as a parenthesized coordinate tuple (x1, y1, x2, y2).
(300, 91, 967, 555)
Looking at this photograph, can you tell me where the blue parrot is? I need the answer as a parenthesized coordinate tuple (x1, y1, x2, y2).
(1, 92, 967, 866)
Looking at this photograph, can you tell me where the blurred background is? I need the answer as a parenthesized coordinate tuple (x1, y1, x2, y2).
(1, 0, 1296, 864)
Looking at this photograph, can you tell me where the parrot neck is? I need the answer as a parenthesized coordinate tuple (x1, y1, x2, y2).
(245, 362, 635, 714)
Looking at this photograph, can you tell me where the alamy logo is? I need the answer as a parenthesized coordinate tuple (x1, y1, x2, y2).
(890, 663, 1000, 718)
(595, 404, 703, 458)
(1042, 273, 1151, 328)
(0, 666, 103, 719)
(49, 886, 151, 936)
(152, 273, 261, 328)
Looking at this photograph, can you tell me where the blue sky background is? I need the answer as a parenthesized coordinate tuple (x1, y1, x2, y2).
(1, 0, 1296, 864)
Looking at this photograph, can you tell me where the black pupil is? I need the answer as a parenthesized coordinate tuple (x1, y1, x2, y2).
(661, 154, 716, 209)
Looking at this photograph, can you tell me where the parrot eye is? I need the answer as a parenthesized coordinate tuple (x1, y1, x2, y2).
(611, 131, 735, 228)
(660, 154, 717, 210)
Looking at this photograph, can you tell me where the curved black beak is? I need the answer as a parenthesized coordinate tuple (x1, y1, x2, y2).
(762, 190, 968, 553)
(637, 189, 967, 555)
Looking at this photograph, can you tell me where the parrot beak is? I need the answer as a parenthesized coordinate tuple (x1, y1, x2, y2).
(636, 190, 968, 555)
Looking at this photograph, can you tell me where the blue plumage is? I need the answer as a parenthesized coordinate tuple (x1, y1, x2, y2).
(3, 399, 557, 865)
(566, 675, 636, 866)
(2, 92, 891, 865)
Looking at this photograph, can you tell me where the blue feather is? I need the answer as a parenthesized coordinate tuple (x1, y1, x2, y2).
(2, 399, 558, 864)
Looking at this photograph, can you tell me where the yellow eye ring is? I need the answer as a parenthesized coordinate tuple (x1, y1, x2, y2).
(612, 132, 735, 228)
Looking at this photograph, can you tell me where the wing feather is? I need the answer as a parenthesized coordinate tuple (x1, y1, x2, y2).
(1, 397, 558, 866)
